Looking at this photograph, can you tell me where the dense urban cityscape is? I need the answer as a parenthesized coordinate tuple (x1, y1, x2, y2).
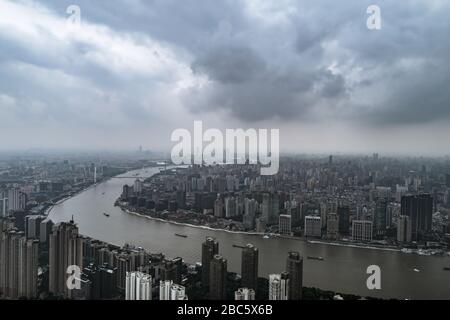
(1, 0, 450, 309)
(0, 153, 449, 300)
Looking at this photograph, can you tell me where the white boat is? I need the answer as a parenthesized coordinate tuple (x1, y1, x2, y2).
(413, 268, 420, 273)
(263, 235, 270, 239)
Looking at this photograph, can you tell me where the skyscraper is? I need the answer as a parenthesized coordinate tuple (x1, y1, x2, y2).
(125, 271, 152, 300)
(337, 206, 350, 235)
(279, 214, 292, 235)
(374, 199, 387, 236)
(243, 198, 257, 229)
(326, 213, 339, 240)
(0, 229, 39, 299)
(39, 219, 54, 243)
(352, 220, 373, 242)
(225, 197, 236, 218)
(214, 196, 224, 218)
(201, 237, 219, 288)
(25, 215, 46, 240)
(304, 216, 322, 238)
(269, 272, 289, 300)
(49, 220, 84, 298)
(209, 254, 227, 300)
(401, 194, 433, 241)
(286, 252, 303, 300)
(0, 192, 7, 218)
(261, 193, 270, 222)
(241, 244, 258, 292)
(7, 188, 26, 213)
(397, 215, 412, 243)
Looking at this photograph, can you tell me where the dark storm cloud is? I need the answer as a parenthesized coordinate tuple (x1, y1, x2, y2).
(1, 0, 450, 152)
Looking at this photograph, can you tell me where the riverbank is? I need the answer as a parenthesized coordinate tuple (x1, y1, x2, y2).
(122, 208, 266, 237)
(121, 206, 442, 255)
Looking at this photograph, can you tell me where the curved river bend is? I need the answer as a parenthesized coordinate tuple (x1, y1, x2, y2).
(49, 168, 450, 300)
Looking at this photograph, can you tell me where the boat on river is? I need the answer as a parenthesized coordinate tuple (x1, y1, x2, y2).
(307, 256, 324, 261)
(175, 233, 188, 238)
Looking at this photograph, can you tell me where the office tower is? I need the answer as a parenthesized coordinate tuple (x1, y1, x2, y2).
(269, 272, 289, 300)
(0, 192, 7, 218)
(160, 280, 188, 300)
(243, 198, 256, 229)
(337, 206, 350, 235)
(401, 194, 433, 241)
(133, 179, 143, 194)
(291, 205, 301, 227)
(271, 193, 280, 224)
(304, 216, 321, 238)
(374, 199, 387, 236)
(39, 219, 54, 243)
(121, 185, 133, 200)
(161, 257, 183, 284)
(19, 238, 39, 299)
(0, 229, 39, 299)
(235, 288, 255, 300)
(125, 271, 152, 300)
(201, 237, 219, 288)
(25, 215, 46, 240)
(49, 220, 85, 298)
(286, 252, 303, 300)
(386, 204, 396, 229)
(262, 193, 273, 225)
(214, 196, 224, 218)
(326, 213, 339, 240)
(225, 197, 236, 218)
(209, 254, 227, 300)
(352, 220, 373, 242)
(241, 244, 258, 292)
(7, 188, 26, 213)
(397, 215, 412, 243)
(279, 214, 292, 235)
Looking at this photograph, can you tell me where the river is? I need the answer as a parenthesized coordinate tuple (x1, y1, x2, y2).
(48, 167, 450, 300)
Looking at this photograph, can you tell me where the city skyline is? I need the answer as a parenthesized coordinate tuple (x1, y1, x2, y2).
(1, 0, 450, 305)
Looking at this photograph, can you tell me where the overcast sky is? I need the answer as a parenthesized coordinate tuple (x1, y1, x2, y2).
(0, 0, 450, 155)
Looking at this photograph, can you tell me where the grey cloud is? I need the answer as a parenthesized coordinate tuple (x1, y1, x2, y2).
(192, 46, 265, 84)
(2, 0, 450, 152)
